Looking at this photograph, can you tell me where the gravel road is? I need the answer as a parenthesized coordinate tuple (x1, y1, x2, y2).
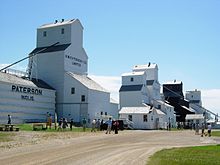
(0, 130, 218, 165)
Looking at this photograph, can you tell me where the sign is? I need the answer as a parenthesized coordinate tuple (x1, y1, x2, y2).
(65, 54, 87, 67)
(21, 95, 34, 101)
(12, 85, 42, 95)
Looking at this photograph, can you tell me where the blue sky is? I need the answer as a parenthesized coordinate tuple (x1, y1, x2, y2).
(0, 1, 220, 114)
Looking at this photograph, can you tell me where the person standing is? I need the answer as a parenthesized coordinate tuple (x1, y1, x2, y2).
(100, 119, 104, 131)
(201, 123, 205, 137)
(48, 114, 52, 129)
(195, 123, 199, 135)
(58, 118, 63, 131)
(208, 123, 212, 137)
(82, 118, 87, 132)
(113, 120, 119, 134)
(96, 119, 101, 131)
(70, 119, 74, 131)
(7, 114, 11, 124)
(91, 119, 96, 132)
(106, 118, 112, 134)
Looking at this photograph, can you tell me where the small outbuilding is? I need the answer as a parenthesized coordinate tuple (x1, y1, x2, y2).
(185, 114, 205, 128)
(119, 105, 166, 130)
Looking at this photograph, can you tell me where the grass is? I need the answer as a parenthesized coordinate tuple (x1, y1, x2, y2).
(212, 131, 220, 137)
(0, 132, 12, 142)
(17, 123, 92, 132)
(147, 145, 220, 165)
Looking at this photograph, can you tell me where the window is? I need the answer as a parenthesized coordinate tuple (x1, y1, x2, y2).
(105, 112, 107, 115)
(158, 105, 161, 109)
(143, 115, 148, 122)
(43, 31, 47, 37)
(81, 95, 85, 102)
(151, 116, 153, 121)
(61, 28, 64, 34)
(130, 77, 134, 82)
(128, 115, 132, 121)
(101, 111, 103, 115)
(71, 87, 75, 94)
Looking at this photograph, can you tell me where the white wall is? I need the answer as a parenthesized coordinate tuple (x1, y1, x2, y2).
(37, 23, 71, 47)
(120, 91, 145, 108)
(64, 45, 88, 75)
(62, 74, 89, 122)
(146, 67, 158, 81)
(0, 81, 55, 124)
(119, 112, 162, 129)
(88, 90, 110, 123)
(31, 51, 65, 103)
(109, 102, 119, 119)
(122, 74, 146, 86)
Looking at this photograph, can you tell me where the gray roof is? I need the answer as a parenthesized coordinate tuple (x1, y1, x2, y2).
(38, 19, 77, 29)
(30, 44, 71, 54)
(119, 106, 165, 115)
(0, 72, 54, 90)
(119, 85, 143, 92)
(119, 107, 151, 114)
(185, 114, 204, 120)
(67, 72, 108, 92)
(146, 80, 154, 86)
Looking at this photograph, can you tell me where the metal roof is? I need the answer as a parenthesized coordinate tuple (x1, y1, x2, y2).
(132, 63, 158, 71)
(119, 107, 151, 114)
(163, 80, 182, 85)
(0, 72, 54, 90)
(119, 85, 143, 92)
(38, 19, 76, 29)
(155, 100, 174, 108)
(67, 72, 108, 92)
(146, 80, 154, 85)
(122, 71, 145, 76)
(110, 98, 119, 104)
(119, 106, 165, 115)
(155, 109, 165, 115)
(185, 114, 204, 120)
(30, 44, 71, 54)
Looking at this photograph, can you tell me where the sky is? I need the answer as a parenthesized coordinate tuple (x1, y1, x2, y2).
(0, 0, 220, 115)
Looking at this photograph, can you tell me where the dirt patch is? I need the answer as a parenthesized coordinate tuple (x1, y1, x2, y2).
(0, 130, 219, 165)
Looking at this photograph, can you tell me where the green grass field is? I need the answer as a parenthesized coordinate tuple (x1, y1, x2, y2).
(0, 133, 12, 142)
(17, 123, 92, 132)
(147, 145, 220, 165)
(212, 131, 220, 137)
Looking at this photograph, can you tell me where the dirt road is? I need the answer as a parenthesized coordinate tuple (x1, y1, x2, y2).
(0, 130, 218, 165)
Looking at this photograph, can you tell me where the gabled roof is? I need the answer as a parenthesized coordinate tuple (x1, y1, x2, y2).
(132, 63, 158, 72)
(67, 72, 107, 92)
(0, 72, 54, 90)
(185, 114, 204, 120)
(110, 98, 119, 104)
(122, 71, 145, 77)
(163, 80, 182, 85)
(119, 85, 143, 92)
(155, 109, 165, 115)
(119, 107, 151, 114)
(181, 105, 195, 113)
(30, 44, 71, 54)
(38, 19, 76, 29)
(155, 100, 174, 108)
(119, 106, 165, 115)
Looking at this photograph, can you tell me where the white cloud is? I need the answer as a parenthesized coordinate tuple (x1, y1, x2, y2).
(89, 75, 121, 102)
(201, 89, 220, 115)
(0, 63, 26, 72)
(0, 64, 9, 70)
